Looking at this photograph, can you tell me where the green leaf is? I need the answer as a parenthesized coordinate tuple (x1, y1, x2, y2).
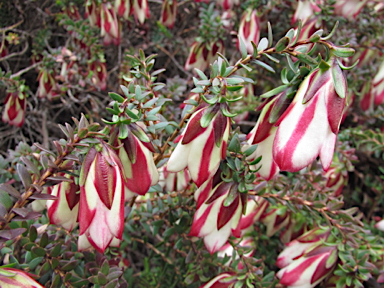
(226, 77, 244, 85)
(239, 36, 248, 59)
(243, 144, 257, 157)
(260, 85, 288, 98)
(252, 60, 275, 73)
(332, 63, 347, 98)
(257, 37, 269, 51)
(296, 53, 318, 65)
(267, 22, 273, 48)
(108, 92, 125, 103)
(29, 257, 44, 270)
(332, 46, 355, 58)
(275, 37, 290, 52)
(194, 68, 207, 80)
(200, 108, 216, 128)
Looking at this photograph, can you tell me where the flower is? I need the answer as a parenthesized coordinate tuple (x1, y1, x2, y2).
(78, 145, 125, 253)
(115, 0, 130, 20)
(217, 237, 255, 269)
(132, 0, 150, 24)
(46, 174, 80, 231)
(117, 125, 159, 198)
(37, 69, 59, 100)
(85, 0, 100, 27)
(217, 0, 240, 10)
(260, 205, 290, 237)
(237, 8, 260, 54)
(246, 91, 291, 180)
(185, 42, 211, 72)
(292, 0, 321, 25)
(375, 219, 384, 231)
(276, 227, 331, 268)
(199, 273, 236, 288)
(273, 59, 347, 172)
(238, 196, 269, 231)
(189, 179, 245, 253)
(0, 267, 44, 288)
(160, 0, 177, 29)
(2, 91, 27, 127)
(333, 0, 368, 19)
(371, 60, 384, 106)
(90, 60, 107, 90)
(159, 166, 190, 192)
(100, 3, 120, 45)
(276, 243, 338, 288)
(167, 105, 230, 187)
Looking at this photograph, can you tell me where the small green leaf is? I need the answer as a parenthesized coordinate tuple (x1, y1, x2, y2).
(296, 53, 318, 65)
(253, 60, 275, 73)
(108, 92, 125, 103)
(275, 37, 290, 52)
(257, 37, 269, 51)
(267, 22, 273, 48)
(332, 46, 355, 58)
(243, 144, 258, 157)
(260, 85, 288, 98)
(238, 36, 248, 59)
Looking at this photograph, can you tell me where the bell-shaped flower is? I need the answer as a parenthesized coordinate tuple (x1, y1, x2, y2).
(167, 105, 230, 187)
(199, 273, 236, 288)
(217, 237, 255, 269)
(246, 91, 291, 180)
(46, 174, 80, 231)
(260, 205, 290, 237)
(276, 227, 331, 268)
(189, 180, 245, 253)
(117, 124, 159, 198)
(0, 267, 44, 288)
(160, 0, 177, 29)
(185, 41, 210, 72)
(280, 215, 308, 244)
(237, 9, 260, 54)
(276, 244, 338, 288)
(132, 0, 150, 24)
(115, 0, 131, 20)
(217, 0, 240, 10)
(333, 0, 368, 20)
(37, 69, 59, 100)
(273, 59, 347, 172)
(238, 196, 269, 231)
(159, 166, 190, 192)
(375, 219, 384, 231)
(85, 0, 101, 27)
(323, 165, 348, 197)
(2, 91, 26, 127)
(372, 60, 384, 106)
(100, 2, 120, 45)
(359, 81, 373, 111)
(90, 60, 107, 90)
(78, 145, 125, 253)
(292, 0, 321, 25)
(78, 234, 121, 251)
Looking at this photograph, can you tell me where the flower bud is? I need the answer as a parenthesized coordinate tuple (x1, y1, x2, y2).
(78, 145, 125, 253)
(372, 60, 384, 106)
(237, 9, 260, 54)
(46, 174, 80, 231)
(189, 180, 244, 253)
(273, 59, 347, 172)
(292, 0, 321, 25)
(132, 0, 150, 24)
(167, 105, 230, 187)
(0, 267, 44, 288)
(333, 0, 368, 19)
(2, 91, 27, 127)
(160, 0, 177, 29)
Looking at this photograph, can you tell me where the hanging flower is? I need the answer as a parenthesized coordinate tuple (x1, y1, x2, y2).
(371, 60, 384, 106)
(189, 179, 245, 253)
(78, 145, 125, 253)
(159, 166, 190, 192)
(132, 0, 150, 24)
(292, 0, 321, 25)
(237, 8, 260, 54)
(167, 104, 230, 187)
(160, 0, 177, 29)
(0, 267, 44, 288)
(2, 91, 27, 127)
(273, 59, 347, 172)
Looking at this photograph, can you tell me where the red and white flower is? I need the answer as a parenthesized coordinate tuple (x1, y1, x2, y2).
(238, 196, 269, 231)
(371, 60, 384, 106)
(100, 2, 120, 45)
(166, 105, 230, 187)
(78, 145, 125, 253)
(292, 0, 321, 25)
(37, 69, 59, 100)
(132, 0, 150, 24)
(115, 0, 131, 20)
(2, 91, 27, 127)
(237, 9, 260, 54)
(273, 60, 347, 172)
(217, 0, 240, 10)
(90, 60, 107, 90)
(160, 0, 177, 29)
(333, 0, 368, 20)
(46, 174, 80, 231)
(260, 205, 290, 237)
(0, 267, 44, 288)
(159, 166, 190, 192)
(189, 179, 245, 253)
(199, 273, 236, 288)
(117, 126, 159, 198)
